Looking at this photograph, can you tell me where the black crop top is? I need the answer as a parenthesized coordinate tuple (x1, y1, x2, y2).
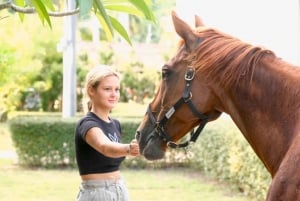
(75, 112, 125, 175)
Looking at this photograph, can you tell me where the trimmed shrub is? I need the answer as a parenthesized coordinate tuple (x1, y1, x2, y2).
(190, 116, 271, 200)
(9, 116, 77, 168)
(8, 115, 142, 168)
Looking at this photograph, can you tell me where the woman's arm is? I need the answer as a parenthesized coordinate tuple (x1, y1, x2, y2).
(85, 127, 139, 158)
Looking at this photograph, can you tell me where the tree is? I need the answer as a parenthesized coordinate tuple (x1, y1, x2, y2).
(0, 0, 156, 45)
(0, 0, 156, 117)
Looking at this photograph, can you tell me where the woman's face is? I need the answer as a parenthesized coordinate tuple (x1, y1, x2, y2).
(90, 75, 120, 110)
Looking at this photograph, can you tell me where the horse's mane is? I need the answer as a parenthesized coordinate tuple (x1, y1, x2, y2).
(187, 28, 276, 88)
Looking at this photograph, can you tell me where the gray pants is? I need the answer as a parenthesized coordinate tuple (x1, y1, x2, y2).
(76, 178, 130, 201)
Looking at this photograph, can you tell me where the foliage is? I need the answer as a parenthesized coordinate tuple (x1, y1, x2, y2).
(190, 117, 271, 200)
(0, 13, 64, 112)
(0, 0, 156, 45)
(120, 62, 159, 103)
(9, 116, 77, 168)
(0, 45, 17, 112)
(30, 41, 63, 111)
(129, 0, 175, 43)
(8, 114, 141, 168)
(0, 2, 174, 114)
(0, 46, 16, 87)
(93, 0, 156, 44)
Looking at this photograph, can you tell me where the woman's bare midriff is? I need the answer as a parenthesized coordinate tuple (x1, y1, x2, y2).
(81, 170, 121, 181)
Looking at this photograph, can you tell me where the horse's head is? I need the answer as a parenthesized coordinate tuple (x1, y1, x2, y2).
(136, 11, 222, 160)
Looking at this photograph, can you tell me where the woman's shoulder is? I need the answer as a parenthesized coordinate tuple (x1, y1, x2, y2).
(111, 117, 120, 124)
(76, 112, 97, 125)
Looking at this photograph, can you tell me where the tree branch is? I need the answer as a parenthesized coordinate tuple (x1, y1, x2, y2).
(0, 0, 80, 17)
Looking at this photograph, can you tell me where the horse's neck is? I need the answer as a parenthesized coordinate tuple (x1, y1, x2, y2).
(222, 57, 300, 175)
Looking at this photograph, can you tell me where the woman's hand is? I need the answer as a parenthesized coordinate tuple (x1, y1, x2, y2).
(128, 139, 140, 156)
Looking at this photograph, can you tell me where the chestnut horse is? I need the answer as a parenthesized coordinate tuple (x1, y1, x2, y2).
(136, 11, 300, 200)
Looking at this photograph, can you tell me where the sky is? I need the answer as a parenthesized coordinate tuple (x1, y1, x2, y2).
(174, 0, 300, 65)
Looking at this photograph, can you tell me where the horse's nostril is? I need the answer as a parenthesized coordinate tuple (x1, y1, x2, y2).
(135, 131, 141, 141)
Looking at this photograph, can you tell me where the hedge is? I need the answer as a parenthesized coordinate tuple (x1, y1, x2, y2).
(189, 116, 271, 200)
(9, 116, 77, 168)
(8, 115, 139, 168)
(9, 114, 271, 199)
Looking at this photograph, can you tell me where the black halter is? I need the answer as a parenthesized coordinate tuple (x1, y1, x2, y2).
(147, 67, 210, 149)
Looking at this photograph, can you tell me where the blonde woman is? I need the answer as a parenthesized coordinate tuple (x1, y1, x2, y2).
(75, 66, 139, 201)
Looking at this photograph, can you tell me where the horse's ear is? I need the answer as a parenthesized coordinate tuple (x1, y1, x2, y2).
(171, 11, 202, 51)
(195, 15, 204, 27)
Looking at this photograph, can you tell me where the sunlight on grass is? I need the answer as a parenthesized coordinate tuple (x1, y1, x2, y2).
(0, 164, 80, 201)
(0, 158, 253, 201)
(125, 169, 252, 201)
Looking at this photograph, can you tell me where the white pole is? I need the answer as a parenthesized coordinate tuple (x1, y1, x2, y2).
(62, 0, 77, 117)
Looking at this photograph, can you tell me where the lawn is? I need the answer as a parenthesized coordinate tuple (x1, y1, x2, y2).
(0, 108, 254, 201)
(0, 159, 252, 201)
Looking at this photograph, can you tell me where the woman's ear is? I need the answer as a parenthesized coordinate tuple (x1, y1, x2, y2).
(87, 85, 95, 97)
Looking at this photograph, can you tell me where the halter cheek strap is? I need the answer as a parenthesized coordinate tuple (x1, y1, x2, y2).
(147, 67, 210, 149)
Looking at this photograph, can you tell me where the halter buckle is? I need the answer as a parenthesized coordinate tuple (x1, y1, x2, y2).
(184, 92, 193, 102)
(167, 141, 179, 149)
(185, 67, 195, 81)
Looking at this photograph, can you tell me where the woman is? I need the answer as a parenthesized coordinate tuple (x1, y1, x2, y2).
(75, 66, 140, 201)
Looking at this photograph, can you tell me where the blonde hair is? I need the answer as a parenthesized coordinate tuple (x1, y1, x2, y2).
(83, 65, 120, 113)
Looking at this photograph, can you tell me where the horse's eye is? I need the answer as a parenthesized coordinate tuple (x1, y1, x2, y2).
(161, 71, 168, 80)
(162, 69, 169, 80)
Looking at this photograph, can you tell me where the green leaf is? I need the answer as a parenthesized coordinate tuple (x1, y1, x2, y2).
(14, 0, 25, 22)
(96, 13, 113, 41)
(41, 0, 55, 11)
(128, 0, 156, 22)
(93, 0, 156, 45)
(102, 0, 156, 23)
(31, 0, 52, 28)
(104, 5, 144, 17)
(78, 0, 93, 19)
(110, 15, 132, 45)
(94, 0, 113, 35)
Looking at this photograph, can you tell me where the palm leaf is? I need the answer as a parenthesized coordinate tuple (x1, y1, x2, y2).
(102, 0, 155, 22)
(41, 0, 55, 11)
(14, 0, 25, 22)
(94, 0, 114, 35)
(128, 0, 156, 22)
(78, 0, 93, 18)
(31, 0, 52, 28)
(96, 12, 113, 41)
(109, 15, 132, 45)
(104, 4, 145, 17)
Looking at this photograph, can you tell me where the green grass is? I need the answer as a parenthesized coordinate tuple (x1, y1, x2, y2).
(0, 159, 252, 201)
(125, 168, 253, 201)
(0, 161, 79, 201)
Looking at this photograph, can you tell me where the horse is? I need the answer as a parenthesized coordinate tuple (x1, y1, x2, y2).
(136, 11, 300, 200)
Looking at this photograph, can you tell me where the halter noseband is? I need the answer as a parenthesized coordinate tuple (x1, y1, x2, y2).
(147, 67, 210, 149)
